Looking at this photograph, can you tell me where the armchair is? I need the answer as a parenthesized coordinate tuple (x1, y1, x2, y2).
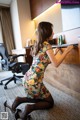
(0, 43, 33, 89)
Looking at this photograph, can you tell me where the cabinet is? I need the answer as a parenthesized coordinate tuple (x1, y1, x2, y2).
(29, 0, 56, 19)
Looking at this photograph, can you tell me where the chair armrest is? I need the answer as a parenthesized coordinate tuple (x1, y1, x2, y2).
(8, 54, 25, 62)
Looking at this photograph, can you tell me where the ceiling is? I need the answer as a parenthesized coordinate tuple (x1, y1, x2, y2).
(0, 0, 12, 5)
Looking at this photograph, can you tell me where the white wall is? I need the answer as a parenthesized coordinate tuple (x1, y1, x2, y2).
(10, 0, 24, 62)
(17, 0, 35, 47)
(61, 5, 80, 31)
(34, 4, 62, 34)
(0, 21, 3, 43)
(10, 0, 22, 49)
(10, 0, 35, 48)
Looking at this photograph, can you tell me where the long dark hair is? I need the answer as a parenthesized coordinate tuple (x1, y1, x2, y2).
(33, 22, 53, 55)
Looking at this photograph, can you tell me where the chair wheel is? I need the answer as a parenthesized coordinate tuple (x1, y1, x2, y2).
(0, 82, 3, 85)
(4, 86, 7, 89)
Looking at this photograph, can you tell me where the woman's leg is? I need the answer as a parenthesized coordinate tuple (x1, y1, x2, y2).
(12, 94, 54, 111)
(4, 96, 41, 112)
(19, 95, 54, 120)
(12, 96, 49, 111)
(12, 97, 30, 111)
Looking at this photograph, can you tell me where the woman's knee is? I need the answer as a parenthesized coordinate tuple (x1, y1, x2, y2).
(45, 95, 54, 108)
(15, 96, 21, 102)
(50, 99, 54, 108)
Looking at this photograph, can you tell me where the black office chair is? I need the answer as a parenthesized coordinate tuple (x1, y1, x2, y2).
(0, 43, 33, 89)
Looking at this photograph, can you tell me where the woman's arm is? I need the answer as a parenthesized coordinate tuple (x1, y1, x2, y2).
(46, 45, 73, 67)
(54, 48, 62, 56)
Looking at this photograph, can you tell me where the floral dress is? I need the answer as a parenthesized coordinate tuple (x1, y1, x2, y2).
(24, 41, 51, 99)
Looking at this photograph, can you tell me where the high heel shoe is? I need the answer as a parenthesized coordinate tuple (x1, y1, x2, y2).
(15, 109, 22, 120)
(4, 100, 15, 113)
(4, 100, 7, 111)
(15, 109, 31, 120)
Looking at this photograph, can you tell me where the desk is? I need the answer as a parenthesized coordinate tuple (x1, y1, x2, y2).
(52, 43, 79, 64)
(52, 43, 78, 48)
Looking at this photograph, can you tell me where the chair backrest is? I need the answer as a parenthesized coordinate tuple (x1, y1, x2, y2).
(0, 43, 9, 70)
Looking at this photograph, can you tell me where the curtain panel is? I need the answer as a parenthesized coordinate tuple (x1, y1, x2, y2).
(0, 8, 15, 54)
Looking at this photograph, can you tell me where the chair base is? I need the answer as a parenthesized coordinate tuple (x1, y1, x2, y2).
(0, 81, 3, 85)
(0, 74, 24, 89)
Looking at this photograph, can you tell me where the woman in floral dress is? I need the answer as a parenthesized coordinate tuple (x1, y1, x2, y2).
(4, 22, 73, 120)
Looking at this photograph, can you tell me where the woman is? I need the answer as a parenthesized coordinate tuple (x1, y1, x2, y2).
(4, 22, 73, 120)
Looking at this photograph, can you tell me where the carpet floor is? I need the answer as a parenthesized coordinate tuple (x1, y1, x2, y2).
(0, 71, 80, 120)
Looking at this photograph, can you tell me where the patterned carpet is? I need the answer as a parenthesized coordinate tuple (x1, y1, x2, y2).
(0, 72, 80, 120)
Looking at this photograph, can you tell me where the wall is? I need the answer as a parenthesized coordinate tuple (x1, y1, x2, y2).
(0, 21, 3, 43)
(10, 0, 22, 49)
(0, 27, 3, 69)
(10, 0, 35, 48)
(17, 0, 35, 47)
(61, 5, 80, 31)
(30, 0, 56, 19)
(34, 4, 62, 34)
